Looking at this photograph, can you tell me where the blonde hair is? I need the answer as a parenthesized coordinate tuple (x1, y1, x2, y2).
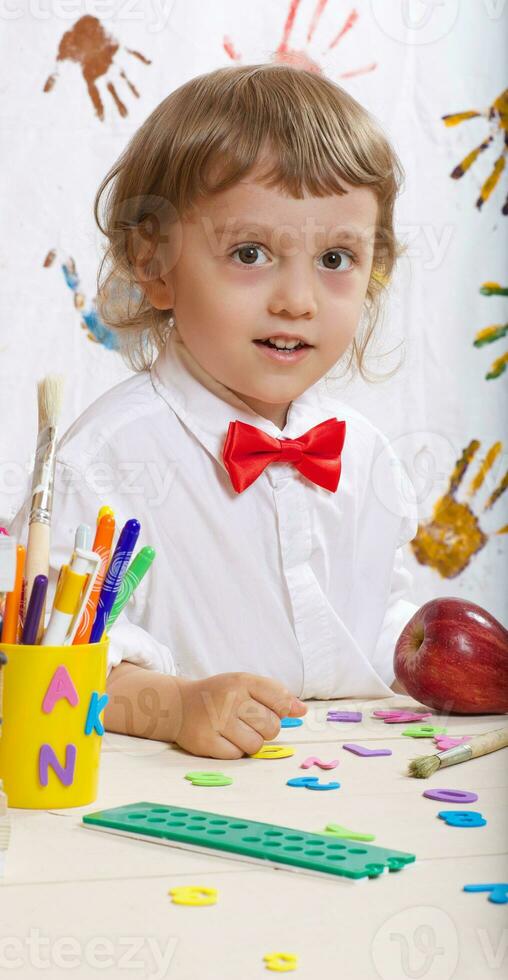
(94, 63, 406, 379)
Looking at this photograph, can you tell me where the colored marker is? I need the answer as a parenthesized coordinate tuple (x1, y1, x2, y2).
(21, 574, 48, 644)
(73, 514, 115, 644)
(89, 519, 140, 642)
(105, 546, 156, 630)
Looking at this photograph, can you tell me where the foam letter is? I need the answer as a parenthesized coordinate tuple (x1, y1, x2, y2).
(39, 744, 77, 787)
(301, 756, 339, 770)
(84, 692, 109, 735)
(438, 810, 486, 828)
(41, 665, 79, 714)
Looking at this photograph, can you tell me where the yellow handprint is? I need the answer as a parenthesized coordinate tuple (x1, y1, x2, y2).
(43, 15, 151, 122)
(411, 440, 508, 578)
(442, 87, 507, 215)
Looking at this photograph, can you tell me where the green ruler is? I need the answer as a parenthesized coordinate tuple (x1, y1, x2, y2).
(82, 802, 416, 881)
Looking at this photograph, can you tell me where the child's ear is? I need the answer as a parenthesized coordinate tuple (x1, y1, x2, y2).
(127, 221, 175, 311)
(136, 268, 174, 311)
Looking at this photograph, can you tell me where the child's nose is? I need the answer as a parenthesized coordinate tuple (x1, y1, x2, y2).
(268, 261, 318, 319)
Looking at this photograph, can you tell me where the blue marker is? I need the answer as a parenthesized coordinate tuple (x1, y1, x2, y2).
(89, 519, 140, 642)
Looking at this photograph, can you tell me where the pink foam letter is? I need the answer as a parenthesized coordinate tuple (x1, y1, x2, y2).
(42, 666, 79, 714)
(301, 756, 339, 770)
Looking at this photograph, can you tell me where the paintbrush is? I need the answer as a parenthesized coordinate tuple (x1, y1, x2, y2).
(23, 374, 64, 640)
(408, 727, 508, 778)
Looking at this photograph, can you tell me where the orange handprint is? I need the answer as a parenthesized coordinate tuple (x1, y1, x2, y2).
(411, 440, 508, 578)
(43, 15, 151, 122)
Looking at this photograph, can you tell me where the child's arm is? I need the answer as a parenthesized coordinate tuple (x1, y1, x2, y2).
(105, 663, 307, 758)
(105, 661, 184, 743)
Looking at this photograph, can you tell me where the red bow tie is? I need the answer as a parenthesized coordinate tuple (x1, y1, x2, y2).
(222, 417, 346, 493)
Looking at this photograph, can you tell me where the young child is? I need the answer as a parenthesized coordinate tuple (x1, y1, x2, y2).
(11, 64, 417, 759)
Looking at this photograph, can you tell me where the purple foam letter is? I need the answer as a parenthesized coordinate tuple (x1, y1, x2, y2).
(38, 744, 77, 787)
(343, 743, 392, 757)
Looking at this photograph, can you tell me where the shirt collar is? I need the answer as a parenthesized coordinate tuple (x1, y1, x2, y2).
(150, 326, 341, 474)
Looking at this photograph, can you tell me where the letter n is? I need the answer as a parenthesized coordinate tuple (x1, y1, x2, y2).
(39, 744, 77, 787)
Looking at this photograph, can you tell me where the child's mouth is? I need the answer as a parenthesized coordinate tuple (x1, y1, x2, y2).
(253, 339, 312, 363)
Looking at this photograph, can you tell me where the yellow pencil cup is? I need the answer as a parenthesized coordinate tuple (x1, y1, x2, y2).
(0, 640, 109, 809)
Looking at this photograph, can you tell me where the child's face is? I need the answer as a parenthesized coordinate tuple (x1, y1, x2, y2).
(150, 159, 378, 429)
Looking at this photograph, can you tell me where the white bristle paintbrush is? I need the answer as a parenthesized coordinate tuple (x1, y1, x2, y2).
(23, 375, 64, 640)
(407, 727, 508, 778)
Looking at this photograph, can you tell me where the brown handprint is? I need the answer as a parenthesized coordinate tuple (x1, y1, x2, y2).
(43, 16, 151, 122)
(411, 440, 508, 578)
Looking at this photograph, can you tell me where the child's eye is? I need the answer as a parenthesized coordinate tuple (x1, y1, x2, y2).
(319, 249, 356, 272)
(229, 244, 356, 271)
(230, 244, 268, 266)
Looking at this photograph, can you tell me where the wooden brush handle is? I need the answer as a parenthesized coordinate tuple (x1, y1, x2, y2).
(470, 727, 508, 759)
(24, 521, 50, 641)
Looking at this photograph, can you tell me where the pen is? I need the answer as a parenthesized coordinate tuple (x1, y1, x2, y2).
(42, 540, 101, 647)
(75, 524, 92, 551)
(105, 546, 156, 630)
(63, 546, 102, 645)
(89, 519, 140, 642)
(21, 575, 48, 644)
(41, 565, 88, 646)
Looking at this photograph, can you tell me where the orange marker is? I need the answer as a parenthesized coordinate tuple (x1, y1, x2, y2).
(1, 545, 26, 644)
(73, 514, 115, 644)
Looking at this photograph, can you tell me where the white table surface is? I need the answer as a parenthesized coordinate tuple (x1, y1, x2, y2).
(1, 693, 507, 979)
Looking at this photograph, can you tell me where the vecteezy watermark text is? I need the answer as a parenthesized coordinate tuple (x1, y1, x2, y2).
(0, 1, 174, 33)
(0, 930, 178, 978)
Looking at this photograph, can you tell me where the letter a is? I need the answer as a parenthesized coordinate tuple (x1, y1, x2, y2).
(42, 666, 79, 714)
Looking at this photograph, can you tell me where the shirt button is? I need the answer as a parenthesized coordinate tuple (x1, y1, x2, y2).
(269, 464, 295, 486)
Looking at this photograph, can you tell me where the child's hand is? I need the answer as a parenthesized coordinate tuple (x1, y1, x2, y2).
(173, 672, 307, 759)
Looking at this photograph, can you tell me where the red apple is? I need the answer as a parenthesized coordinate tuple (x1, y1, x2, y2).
(394, 597, 508, 714)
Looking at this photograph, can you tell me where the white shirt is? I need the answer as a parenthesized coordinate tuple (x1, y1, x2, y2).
(10, 327, 418, 699)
